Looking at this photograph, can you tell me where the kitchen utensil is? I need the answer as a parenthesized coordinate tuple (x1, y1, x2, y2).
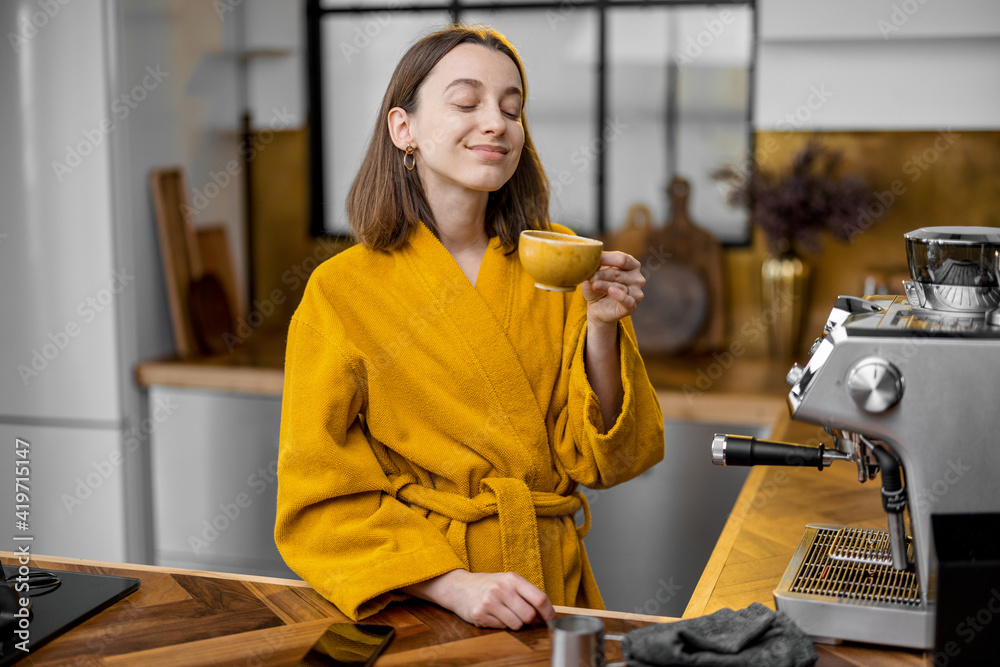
(624, 176, 724, 354)
(630, 260, 708, 354)
(187, 272, 236, 356)
(550, 615, 626, 667)
(196, 224, 243, 319)
(150, 168, 203, 358)
(151, 168, 242, 357)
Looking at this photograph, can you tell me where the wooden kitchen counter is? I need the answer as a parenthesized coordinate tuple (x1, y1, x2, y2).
(5, 407, 927, 667)
(135, 327, 790, 426)
(134, 326, 287, 396)
(1, 552, 672, 666)
(683, 411, 927, 665)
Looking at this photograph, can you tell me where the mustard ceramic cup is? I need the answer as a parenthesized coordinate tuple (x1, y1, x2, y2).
(518, 230, 603, 292)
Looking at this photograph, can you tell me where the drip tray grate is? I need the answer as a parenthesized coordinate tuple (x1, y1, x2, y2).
(787, 526, 920, 605)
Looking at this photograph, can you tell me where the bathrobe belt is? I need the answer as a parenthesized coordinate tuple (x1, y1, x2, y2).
(391, 475, 591, 593)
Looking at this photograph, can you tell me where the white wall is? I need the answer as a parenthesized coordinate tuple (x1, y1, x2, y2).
(756, 0, 1000, 130)
(245, 0, 305, 129)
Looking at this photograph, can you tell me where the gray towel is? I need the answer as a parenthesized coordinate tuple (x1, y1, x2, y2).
(622, 603, 818, 667)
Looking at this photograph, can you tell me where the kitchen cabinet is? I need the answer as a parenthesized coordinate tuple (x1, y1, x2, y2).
(147, 385, 292, 579)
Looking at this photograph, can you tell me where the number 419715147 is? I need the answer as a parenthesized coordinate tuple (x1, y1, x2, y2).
(14, 438, 30, 531)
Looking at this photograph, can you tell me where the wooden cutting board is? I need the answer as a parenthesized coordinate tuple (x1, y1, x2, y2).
(150, 167, 239, 358)
(188, 272, 237, 356)
(630, 258, 708, 355)
(654, 176, 726, 353)
(606, 177, 726, 355)
(150, 168, 203, 359)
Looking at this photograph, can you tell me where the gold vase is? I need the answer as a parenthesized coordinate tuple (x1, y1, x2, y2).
(761, 252, 810, 359)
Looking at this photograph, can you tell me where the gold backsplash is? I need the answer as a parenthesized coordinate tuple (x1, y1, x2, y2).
(249, 129, 1000, 360)
(724, 130, 1000, 359)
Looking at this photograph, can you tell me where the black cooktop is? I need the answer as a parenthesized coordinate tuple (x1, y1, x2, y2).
(1, 564, 139, 665)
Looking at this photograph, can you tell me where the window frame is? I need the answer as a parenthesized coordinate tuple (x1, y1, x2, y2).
(306, 0, 757, 244)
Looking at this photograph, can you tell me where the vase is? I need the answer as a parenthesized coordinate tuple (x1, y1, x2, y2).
(760, 252, 810, 359)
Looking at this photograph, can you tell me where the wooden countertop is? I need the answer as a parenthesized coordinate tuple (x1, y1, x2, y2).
(134, 329, 790, 425)
(1, 553, 672, 666)
(134, 326, 286, 396)
(684, 412, 926, 665)
(4, 411, 929, 665)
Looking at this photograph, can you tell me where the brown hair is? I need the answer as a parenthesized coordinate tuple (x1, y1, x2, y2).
(345, 24, 550, 252)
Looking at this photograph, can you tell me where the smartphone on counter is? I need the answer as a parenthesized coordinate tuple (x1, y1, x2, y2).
(296, 622, 395, 667)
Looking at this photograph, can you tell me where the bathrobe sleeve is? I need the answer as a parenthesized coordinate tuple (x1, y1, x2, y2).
(274, 301, 466, 620)
(551, 298, 665, 491)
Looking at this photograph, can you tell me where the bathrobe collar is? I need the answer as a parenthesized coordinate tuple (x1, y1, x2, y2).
(401, 221, 551, 485)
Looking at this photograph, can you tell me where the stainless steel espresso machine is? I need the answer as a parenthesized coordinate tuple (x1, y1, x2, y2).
(711, 226, 1000, 651)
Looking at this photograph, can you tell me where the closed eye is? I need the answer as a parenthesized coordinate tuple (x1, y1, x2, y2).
(456, 103, 520, 120)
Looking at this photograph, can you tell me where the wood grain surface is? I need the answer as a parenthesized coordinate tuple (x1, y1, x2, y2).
(196, 224, 243, 321)
(0, 554, 671, 666)
(150, 168, 204, 360)
(133, 326, 286, 396)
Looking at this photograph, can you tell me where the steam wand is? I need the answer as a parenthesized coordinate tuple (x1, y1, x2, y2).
(864, 437, 909, 570)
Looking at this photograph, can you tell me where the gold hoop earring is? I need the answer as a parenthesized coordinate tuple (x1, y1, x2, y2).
(403, 145, 415, 171)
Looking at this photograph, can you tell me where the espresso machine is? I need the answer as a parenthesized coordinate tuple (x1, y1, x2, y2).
(711, 226, 1000, 651)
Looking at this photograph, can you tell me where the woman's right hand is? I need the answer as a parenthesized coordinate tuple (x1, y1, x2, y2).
(401, 569, 555, 629)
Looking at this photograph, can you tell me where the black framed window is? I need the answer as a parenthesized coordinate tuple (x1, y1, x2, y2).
(307, 0, 755, 243)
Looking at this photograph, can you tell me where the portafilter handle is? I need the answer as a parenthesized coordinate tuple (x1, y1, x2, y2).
(713, 433, 911, 570)
(712, 434, 852, 470)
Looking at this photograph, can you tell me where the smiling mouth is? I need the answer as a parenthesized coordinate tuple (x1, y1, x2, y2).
(467, 145, 509, 156)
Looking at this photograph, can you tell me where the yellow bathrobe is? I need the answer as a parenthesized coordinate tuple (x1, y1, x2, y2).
(275, 221, 664, 621)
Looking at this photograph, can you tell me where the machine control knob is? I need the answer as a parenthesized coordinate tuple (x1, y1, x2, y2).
(846, 357, 903, 413)
(786, 364, 805, 387)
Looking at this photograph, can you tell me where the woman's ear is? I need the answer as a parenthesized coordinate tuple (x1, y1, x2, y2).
(387, 107, 414, 151)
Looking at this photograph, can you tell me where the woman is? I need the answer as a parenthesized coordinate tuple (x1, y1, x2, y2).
(275, 24, 664, 630)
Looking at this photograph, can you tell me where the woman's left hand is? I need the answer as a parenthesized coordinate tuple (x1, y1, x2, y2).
(580, 251, 645, 325)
